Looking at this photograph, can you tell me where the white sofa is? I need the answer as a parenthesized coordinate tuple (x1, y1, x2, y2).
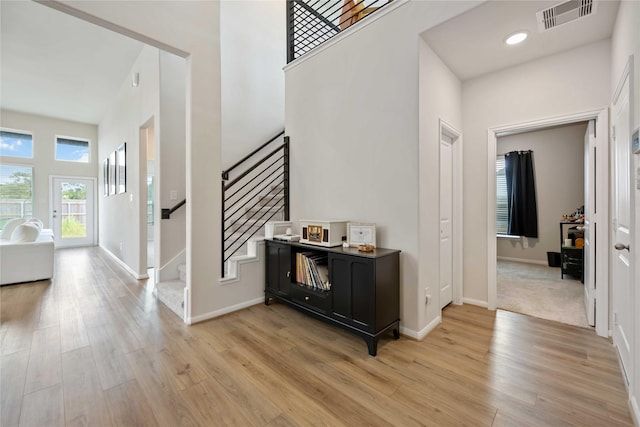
(0, 218, 55, 285)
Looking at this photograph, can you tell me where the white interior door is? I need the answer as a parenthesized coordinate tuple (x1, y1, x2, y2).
(583, 120, 596, 326)
(440, 135, 453, 309)
(51, 177, 95, 248)
(611, 72, 633, 383)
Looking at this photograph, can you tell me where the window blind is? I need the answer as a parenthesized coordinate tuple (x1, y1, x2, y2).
(496, 155, 508, 234)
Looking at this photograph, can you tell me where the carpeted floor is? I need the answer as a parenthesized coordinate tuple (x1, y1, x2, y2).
(497, 260, 590, 329)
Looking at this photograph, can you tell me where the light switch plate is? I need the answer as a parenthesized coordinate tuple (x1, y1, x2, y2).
(170, 190, 178, 201)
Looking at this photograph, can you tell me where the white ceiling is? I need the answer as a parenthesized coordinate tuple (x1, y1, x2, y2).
(0, 1, 620, 125)
(422, 0, 620, 81)
(0, 1, 144, 125)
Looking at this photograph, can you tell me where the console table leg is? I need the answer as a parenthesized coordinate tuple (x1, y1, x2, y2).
(264, 295, 271, 305)
(366, 337, 378, 356)
(393, 327, 400, 340)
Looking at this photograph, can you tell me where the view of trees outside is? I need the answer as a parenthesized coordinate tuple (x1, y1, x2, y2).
(60, 182, 87, 238)
(0, 166, 33, 229)
(0, 168, 87, 237)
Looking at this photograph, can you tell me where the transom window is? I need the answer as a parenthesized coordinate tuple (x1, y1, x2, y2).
(56, 136, 90, 163)
(0, 130, 33, 159)
(0, 165, 33, 228)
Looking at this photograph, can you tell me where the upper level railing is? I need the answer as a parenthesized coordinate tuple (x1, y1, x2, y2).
(287, 0, 393, 62)
(221, 131, 289, 277)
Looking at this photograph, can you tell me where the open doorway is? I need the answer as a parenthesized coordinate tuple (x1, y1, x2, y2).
(495, 121, 589, 328)
(487, 109, 609, 338)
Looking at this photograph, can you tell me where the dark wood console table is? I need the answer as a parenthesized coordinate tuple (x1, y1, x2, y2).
(264, 239, 400, 356)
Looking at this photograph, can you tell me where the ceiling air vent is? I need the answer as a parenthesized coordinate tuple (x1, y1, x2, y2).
(536, 0, 598, 32)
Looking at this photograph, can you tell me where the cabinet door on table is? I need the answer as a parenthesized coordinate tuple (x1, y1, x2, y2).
(266, 242, 291, 294)
(329, 254, 375, 332)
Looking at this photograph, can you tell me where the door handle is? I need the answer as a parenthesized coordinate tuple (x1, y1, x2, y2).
(614, 243, 630, 251)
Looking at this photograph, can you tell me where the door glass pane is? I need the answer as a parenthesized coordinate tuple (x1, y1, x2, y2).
(61, 182, 87, 238)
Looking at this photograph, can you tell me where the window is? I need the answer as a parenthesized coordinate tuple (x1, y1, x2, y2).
(56, 137, 90, 162)
(0, 165, 33, 228)
(0, 130, 33, 158)
(496, 155, 508, 235)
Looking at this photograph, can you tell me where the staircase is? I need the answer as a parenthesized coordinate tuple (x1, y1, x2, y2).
(222, 131, 289, 277)
(153, 131, 289, 320)
(154, 263, 186, 318)
(224, 184, 285, 262)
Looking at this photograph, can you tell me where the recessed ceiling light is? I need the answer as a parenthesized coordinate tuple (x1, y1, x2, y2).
(505, 31, 528, 46)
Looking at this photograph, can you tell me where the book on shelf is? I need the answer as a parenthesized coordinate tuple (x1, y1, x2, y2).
(295, 252, 330, 291)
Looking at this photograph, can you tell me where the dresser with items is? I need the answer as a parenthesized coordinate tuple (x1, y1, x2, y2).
(264, 239, 400, 356)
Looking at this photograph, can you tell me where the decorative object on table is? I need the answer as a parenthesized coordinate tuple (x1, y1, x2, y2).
(358, 244, 375, 252)
(347, 222, 376, 248)
(273, 233, 300, 242)
(299, 220, 347, 247)
(561, 205, 585, 223)
(265, 221, 292, 239)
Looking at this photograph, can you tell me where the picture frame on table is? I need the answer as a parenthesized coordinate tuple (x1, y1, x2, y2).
(347, 222, 376, 248)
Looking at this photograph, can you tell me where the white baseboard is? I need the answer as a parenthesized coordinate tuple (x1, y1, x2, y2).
(187, 297, 264, 325)
(497, 256, 548, 266)
(400, 315, 441, 340)
(463, 298, 489, 308)
(630, 394, 639, 427)
(99, 244, 148, 280)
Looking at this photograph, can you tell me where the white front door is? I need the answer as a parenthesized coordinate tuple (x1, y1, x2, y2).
(440, 135, 453, 309)
(51, 177, 95, 248)
(611, 70, 633, 384)
(583, 120, 596, 326)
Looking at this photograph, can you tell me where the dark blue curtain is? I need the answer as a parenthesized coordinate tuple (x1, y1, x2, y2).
(504, 150, 538, 238)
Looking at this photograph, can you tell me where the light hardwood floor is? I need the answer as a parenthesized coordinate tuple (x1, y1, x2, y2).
(1, 247, 634, 426)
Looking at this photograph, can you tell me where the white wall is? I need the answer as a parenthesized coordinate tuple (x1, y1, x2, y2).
(418, 38, 462, 334)
(220, 0, 285, 167)
(285, 0, 479, 334)
(610, 1, 640, 422)
(99, 45, 159, 277)
(158, 51, 186, 273)
(0, 109, 98, 228)
(462, 39, 611, 303)
(497, 123, 587, 264)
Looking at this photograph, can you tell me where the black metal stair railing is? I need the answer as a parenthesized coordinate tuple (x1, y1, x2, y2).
(221, 131, 289, 277)
(288, 0, 392, 62)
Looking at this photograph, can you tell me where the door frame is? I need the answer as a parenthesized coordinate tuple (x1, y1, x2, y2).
(486, 108, 609, 337)
(439, 119, 463, 306)
(49, 175, 98, 247)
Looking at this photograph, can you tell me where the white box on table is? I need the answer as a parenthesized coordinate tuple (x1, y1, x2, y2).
(299, 220, 347, 247)
(265, 221, 292, 239)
